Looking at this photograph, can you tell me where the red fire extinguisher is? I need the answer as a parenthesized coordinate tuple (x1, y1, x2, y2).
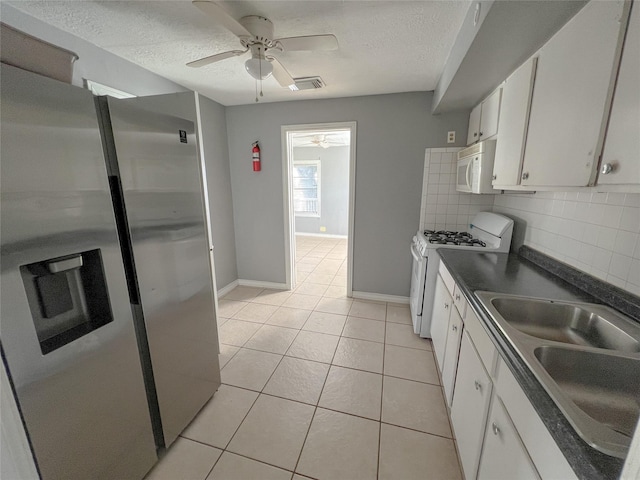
(252, 142, 261, 172)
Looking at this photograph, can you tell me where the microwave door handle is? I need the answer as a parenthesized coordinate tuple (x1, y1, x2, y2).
(466, 160, 473, 189)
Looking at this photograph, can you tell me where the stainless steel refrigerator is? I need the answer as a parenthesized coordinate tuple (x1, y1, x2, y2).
(0, 64, 220, 480)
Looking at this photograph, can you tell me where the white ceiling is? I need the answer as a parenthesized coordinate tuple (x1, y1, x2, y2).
(7, 0, 471, 106)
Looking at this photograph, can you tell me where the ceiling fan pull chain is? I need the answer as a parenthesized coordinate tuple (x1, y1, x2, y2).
(259, 46, 264, 98)
(255, 79, 258, 103)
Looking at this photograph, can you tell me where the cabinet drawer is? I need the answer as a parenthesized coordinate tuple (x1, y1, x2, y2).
(465, 306, 497, 377)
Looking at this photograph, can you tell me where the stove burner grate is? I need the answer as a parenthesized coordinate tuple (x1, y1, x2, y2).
(424, 229, 486, 247)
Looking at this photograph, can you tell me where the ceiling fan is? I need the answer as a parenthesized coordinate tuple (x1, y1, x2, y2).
(294, 133, 350, 148)
(188, 1, 338, 92)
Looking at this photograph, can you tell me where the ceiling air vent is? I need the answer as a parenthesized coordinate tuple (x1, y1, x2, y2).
(289, 76, 325, 91)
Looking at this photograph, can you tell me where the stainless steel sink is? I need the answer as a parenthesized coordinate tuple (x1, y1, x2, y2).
(488, 296, 640, 352)
(475, 291, 640, 459)
(534, 346, 640, 439)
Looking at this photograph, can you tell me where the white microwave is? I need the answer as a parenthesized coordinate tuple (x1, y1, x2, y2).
(456, 140, 497, 194)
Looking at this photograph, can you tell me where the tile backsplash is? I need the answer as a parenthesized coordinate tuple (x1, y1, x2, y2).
(419, 147, 640, 296)
(493, 191, 640, 296)
(420, 148, 495, 232)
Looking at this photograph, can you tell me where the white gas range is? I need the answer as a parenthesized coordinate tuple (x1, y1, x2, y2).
(409, 212, 514, 338)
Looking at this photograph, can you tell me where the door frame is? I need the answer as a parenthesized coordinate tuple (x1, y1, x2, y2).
(281, 121, 357, 296)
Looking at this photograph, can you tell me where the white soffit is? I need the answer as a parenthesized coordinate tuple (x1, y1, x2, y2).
(6, 1, 471, 106)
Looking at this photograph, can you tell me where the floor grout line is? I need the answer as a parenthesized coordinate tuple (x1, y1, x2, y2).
(195, 265, 457, 479)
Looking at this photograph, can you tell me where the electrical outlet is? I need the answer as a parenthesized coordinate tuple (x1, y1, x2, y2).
(447, 131, 456, 144)
(320, 226, 326, 232)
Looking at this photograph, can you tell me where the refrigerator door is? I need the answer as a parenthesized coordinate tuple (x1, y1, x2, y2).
(104, 98, 221, 446)
(0, 65, 157, 480)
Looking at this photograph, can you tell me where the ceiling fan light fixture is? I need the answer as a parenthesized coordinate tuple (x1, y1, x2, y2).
(245, 57, 273, 80)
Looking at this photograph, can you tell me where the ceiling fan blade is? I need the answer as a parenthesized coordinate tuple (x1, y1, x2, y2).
(187, 49, 248, 68)
(192, 1, 251, 38)
(275, 34, 338, 51)
(267, 56, 295, 88)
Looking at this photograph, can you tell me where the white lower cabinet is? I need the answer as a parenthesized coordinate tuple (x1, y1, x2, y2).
(450, 332, 492, 480)
(477, 396, 541, 480)
(441, 306, 463, 405)
(440, 291, 576, 478)
(431, 274, 452, 368)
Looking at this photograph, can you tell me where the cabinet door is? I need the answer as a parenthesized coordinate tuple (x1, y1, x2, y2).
(467, 103, 482, 145)
(442, 307, 463, 406)
(493, 58, 537, 188)
(451, 332, 492, 480)
(598, 0, 640, 186)
(477, 396, 540, 480)
(431, 274, 452, 369)
(452, 284, 467, 318)
(478, 88, 502, 141)
(521, 0, 626, 187)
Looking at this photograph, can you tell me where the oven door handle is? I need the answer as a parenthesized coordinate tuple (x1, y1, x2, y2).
(411, 243, 422, 262)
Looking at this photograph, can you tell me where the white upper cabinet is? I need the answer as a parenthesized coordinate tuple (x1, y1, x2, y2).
(521, 0, 627, 187)
(467, 103, 482, 145)
(467, 88, 502, 146)
(492, 57, 537, 188)
(479, 89, 502, 141)
(598, 0, 640, 187)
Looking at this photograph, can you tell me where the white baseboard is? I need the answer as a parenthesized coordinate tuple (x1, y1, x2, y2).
(351, 291, 409, 305)
(295, 232, 348, 239)
(217, 279, 239, 298)
(238, 279, 289, 291)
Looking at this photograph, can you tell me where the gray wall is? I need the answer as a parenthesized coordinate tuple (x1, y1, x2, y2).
(1, 4, 188, 96)
(226, 92, 469, 296)
(294, 146, 350, 236)
(198, 95, 239, 289)
(125, 92, 238, 291)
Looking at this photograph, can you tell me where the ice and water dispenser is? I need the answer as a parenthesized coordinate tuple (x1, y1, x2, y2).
(20, 249, 114, 354)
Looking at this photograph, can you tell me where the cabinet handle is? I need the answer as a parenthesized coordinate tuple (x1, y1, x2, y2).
(474, 380, 482, 391)
(492, 422, 500, 436)
(455, 294, 460, 301)
(522, 172, 529, 180)
(601, 163, 615, 175)
(492, 174, 497, 181)
(479, 131, 484, 137)
(473, 132, 478, 137)
(444, 303, 449, 309)
(452, 325, 458, 332)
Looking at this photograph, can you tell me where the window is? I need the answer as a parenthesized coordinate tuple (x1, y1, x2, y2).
(293, 160, 320, 217)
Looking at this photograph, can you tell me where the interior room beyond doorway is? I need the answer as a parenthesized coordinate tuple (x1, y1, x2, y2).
(285, 125, 354, 296)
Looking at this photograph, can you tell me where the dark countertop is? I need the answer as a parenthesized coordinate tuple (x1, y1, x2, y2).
(437, 248, 626, 480)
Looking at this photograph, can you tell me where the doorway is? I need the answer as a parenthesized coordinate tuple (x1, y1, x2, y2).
(282, 122, 356, 296)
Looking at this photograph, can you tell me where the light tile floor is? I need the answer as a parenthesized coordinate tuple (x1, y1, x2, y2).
(145, 236, 462, 480)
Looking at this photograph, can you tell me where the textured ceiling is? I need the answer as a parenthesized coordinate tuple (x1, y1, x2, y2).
(7, 1, 471, 106)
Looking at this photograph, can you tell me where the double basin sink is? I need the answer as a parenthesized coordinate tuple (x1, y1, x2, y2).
(476, 291, 640, 459)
